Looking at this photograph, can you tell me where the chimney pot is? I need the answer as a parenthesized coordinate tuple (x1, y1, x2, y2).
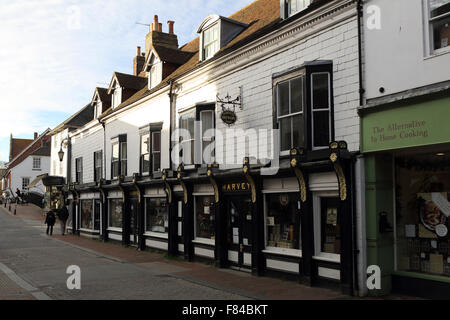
(168, 21, 175, 34)
(137, 46, 141, 56)
(153, 15, 159, 29)
(34, 132, 38, 140)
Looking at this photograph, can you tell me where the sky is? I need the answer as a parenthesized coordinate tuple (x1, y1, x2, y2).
(0, 0, 252, 162)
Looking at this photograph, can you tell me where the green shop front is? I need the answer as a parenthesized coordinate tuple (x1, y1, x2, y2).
(361, 93, 450, 298)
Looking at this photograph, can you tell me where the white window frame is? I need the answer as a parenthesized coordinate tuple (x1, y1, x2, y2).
(200, 110, 215, 165)
(32, 157, 41, 170)
(95, 100, 103, 118)
(94, 151, 103, 182)
(425, 0, 450, 56)
(288, 0, 311, 16)
(276, 74, 305, 156)
(312, 191, 341, 263)
(75, 158, 83, 184)
(179, 111, 196, 169)
(151, 131, 161, 173)
(108, 198, 123, 231)
(22, 177, 30, 191)
(149, 61, 162, 89)
(263, 192, 302, 258)
(311, 72, 332, 150)
(112, 83, 122, 109)
(111, 138, 120, 179)
(203, 24, 220, 61)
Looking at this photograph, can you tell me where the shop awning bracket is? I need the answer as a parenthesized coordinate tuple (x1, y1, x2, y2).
(207, 166, 220, 204)
(162, 170, 173, 204)
(243, 158, 257, 204)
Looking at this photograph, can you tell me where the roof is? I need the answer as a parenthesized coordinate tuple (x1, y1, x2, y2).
(10, 138, 33, 161)
(7, 129, 51, 169)
(50, 103, 94, 135)
(111, 72, 148, 91)
(153, 46, 195, 65)
(30, 146, 51, 157)
(100, 0, 332, 120)
(95, 87, 112, 106)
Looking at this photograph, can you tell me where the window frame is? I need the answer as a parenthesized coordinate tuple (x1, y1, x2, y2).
(144, 196, 169, 237)
(75, 157, 83, 184)
(203, 23, 220, 61)
(193, 195, 216, 244)
(288, 0, 311, 16)
(22, 177, 30, 191)
(273, 62, 335, 156)
(32, 157, 41, 170)
(111, 135, 127, 180)
(94, 150, 103, 182)
(426, 0, 450, 55)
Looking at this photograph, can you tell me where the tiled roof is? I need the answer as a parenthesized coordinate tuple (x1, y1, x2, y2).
(10, 138, 33, 161)
(153, 46, 195, 65)
(51, 103, 94, 135)
(114, 72, 148, 91)
(30, 146, 51, 157)
(96, 87, 112, 106)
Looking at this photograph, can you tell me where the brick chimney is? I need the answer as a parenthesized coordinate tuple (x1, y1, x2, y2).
(145, 15, 178, 56)
(133, 46, 145, 76)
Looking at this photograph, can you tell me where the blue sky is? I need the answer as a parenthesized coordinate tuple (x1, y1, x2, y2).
(0, 0, 251, 162)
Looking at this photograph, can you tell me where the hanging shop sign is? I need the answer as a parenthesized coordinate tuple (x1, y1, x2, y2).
(216, 87, 243, 127)
(361, 97, 450, 153)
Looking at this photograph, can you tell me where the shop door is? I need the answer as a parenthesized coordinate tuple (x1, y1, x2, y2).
(227, 197, 253, 270)
(130, 199, 139, 246)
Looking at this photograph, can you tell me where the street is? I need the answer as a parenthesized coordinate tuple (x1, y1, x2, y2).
(0, 206, 249, 300)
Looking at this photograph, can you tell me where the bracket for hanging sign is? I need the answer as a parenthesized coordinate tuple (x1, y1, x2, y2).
(217, 86, 243, 127)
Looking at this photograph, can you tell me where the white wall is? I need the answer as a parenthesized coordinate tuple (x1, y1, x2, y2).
(104, 93, 171, 180)
(11, 155, 50, 195)
(71, 123, 104, 184)
(363, 0, 450, 100)
(50, 129, 69, 179)
(176, 1, 361, 160)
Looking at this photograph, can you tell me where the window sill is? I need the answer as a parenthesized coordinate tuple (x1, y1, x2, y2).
(107, 227, 122, 233)
(263, 248, 302, 258)
(313, 254, 341, 264)
(144, 232, 168, 239)
(424, 47, 450, 60)
(193, 238, 215, 246)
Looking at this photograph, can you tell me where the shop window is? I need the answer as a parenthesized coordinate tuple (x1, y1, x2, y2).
(81, 200, 93, 230)
(94, 151, 103, 182)
(75, 158, 83, 184)
(313, 195, 341, 261)
(195, 196, 216, 242)
(265, 193, 301, 251)
(395, 155, 450, 277)
(109, 199, 123, 229)
(145, 198, 169, 234)
(428, 0, 450, 53)
(274, 62, 333, 155)
(111, 135, 126, 179)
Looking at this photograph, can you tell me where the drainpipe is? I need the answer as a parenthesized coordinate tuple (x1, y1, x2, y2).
(357, 0, 364, 106)
(168, 80, 175, 171)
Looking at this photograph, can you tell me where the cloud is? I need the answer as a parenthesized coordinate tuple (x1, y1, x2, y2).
(0, 0, 251, 160)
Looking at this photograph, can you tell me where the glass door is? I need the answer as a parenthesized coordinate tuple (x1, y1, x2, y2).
(227, 197, 253, 270)
(130, 199, 139, 246)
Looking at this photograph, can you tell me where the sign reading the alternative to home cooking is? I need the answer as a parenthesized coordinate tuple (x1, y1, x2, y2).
(361, 98, 450, 152)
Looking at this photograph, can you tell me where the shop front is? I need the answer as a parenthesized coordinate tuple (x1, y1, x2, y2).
(362, 94, 450, 298)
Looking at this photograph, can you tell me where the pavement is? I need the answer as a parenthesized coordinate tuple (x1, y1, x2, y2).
(0, 204, 421, 300)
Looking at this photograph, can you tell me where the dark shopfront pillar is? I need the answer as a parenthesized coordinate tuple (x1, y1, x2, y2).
(252, 178, 264, 277)
(122, 195, 130, 247)
(168, 200, 178, 256)
(183, 183, 194, 262)
(101, 199, 109, 242)
(300, 190, 314, 286)
(339, 158, 355, 296)
(215, 199, 227, 268)
(138, 197, 145, 251)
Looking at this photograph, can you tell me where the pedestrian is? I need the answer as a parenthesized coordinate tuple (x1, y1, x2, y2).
(57, 203, 69, 236)
(45, 209, 56, 236)
(15, 188, 22, 204)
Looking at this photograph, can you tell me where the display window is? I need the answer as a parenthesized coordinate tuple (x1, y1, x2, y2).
(81, 200, 93, 230)
(109, 199, 123, 229)
(265, 193, 301, 251)
(195, 196, 216, 241)
(145, 198, 169, 234)
(395, 154, 450, 277)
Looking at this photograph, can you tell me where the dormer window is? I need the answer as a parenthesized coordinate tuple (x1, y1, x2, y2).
(95, 100, 102, 119)
(112, 82, 122, 109)
(203, 24, 220, 60)
(198, 15, 248, 62)
(146, 53, 163, 89)
(289, 0, 311, 15)
(281, 0, 311, 19)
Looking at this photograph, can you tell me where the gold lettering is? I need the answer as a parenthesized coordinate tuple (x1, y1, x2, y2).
(232, 184, 236, 191)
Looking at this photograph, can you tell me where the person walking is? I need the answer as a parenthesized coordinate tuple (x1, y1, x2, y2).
(45, 209, 56, 236)
(57, 204, 69, 236)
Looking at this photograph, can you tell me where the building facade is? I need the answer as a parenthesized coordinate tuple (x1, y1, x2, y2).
(56, 0, 366, 296)
(361, 0, 450, 298)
